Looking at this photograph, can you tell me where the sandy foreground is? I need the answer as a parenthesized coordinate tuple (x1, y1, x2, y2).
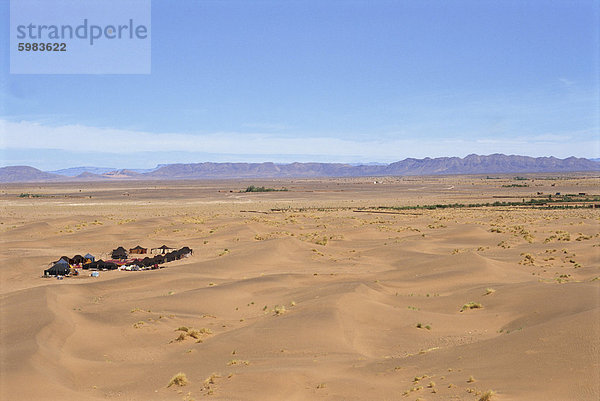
(1, 175, 599, 401)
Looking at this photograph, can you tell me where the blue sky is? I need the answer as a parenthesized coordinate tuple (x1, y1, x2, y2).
(1, 0, 599, 170)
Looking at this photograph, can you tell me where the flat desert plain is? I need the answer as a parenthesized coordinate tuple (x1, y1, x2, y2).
(1, 174, 599, 401)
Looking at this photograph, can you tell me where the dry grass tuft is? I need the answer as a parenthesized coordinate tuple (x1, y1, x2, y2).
(171, 326, 212, 342)
(202, 373, 221, 393)
(461, 302, 483, 312)
(168, 372, 188, 387)
(227, 359, 249, 366)
(519, 253, 535, 265)
(188, 329, 201, 339)
(479, 390, 496, 401)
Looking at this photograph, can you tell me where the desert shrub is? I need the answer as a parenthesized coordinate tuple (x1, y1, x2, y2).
(227, 359, 249, 366)
(461, 302, 483, 312)
(479, 390, 496, 401)
(243, 185, 288, 192)
(168, 372, 188, 387)
(519, 253, 535, 265)
(314, 236, 328, 246)
(188, 329, 201, 339)
(274, 305, 287, 315)
(203, 373, 221, 391)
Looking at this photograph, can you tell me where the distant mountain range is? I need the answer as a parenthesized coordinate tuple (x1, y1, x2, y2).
(1, 154, 598, 183)
(0, 166, 65, 183)
(48, 166, 159, 176)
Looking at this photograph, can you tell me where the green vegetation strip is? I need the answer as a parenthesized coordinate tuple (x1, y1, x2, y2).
(269, 195, 599, 213)
(371, 195, 600, 211)
(18, 193, 44, 198)
(243, 185, 288, 193)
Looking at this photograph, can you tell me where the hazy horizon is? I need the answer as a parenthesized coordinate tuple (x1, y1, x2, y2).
(2, 153, 598, 173)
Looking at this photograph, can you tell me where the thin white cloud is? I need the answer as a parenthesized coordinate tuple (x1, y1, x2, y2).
(0, 119, 597, 163)
(559, 78, 575, 87)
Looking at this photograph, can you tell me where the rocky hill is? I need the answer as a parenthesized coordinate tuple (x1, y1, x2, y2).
(2, 155, 598, 182)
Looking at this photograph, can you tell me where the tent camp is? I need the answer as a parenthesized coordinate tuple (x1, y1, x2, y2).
(43, 244, 193, 277)
(129, 245, 147, 254)
(44, 260, 70, 276)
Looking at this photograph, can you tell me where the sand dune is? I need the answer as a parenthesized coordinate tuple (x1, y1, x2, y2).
(1, 175, 598, 400)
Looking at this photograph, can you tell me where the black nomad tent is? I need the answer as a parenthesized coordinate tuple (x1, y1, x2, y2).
(84, 253, 95, 262)
(44, 259, 70, 276)
(178, 247, 193, 256)
(164, 251, 178, 262)
(98, 261, 118, 270)
(85, 260, 118, 270)
(71, 255, 85, 265)
(82, 262, 94, 270)
(82, 260, 101, 270)
(111, 246, 128, 260)
(140, 257, 154, 267)
(55, 256, 70, 264)
(151, 245, 176, 254)
(129, 245, 148, 254)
